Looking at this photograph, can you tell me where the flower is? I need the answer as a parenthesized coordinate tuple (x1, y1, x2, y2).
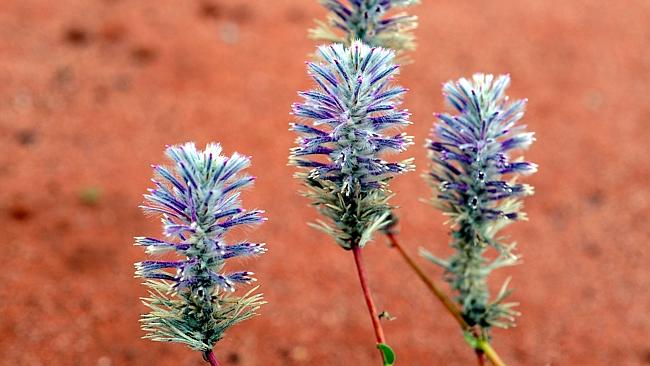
(135, 142, 266, 351)
(421, 73, 536, 329)
(290, 41, 413, 249)
(310, 0, 419, 56)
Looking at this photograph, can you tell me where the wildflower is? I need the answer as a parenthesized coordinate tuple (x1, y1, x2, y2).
(135, 142, 266, 358)
(290, 40, 414, 249)
(311, 0, 419, 56)
(422, 74, 537, 330)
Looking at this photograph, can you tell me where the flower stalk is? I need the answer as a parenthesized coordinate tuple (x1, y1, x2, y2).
(476, 351, 486, 366)
(352, 242, 386, 345)
(386, 232, 466, 328)
(477, 340, 505, 366)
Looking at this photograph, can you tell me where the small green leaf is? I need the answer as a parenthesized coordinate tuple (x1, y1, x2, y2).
(463, 330, 479, 349)
(79, 186, 102, 206)
(377, 343, 396, 365)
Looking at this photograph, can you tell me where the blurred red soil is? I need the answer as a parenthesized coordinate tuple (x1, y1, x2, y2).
(1, 1, 649, 365)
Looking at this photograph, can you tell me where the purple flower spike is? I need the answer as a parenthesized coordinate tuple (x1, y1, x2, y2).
(290, 41, 414, 249)
(311, 0, 419, 56)
(136, 142, 266, 352)
(290, 41, 414, 197)
(422, 74, 536, 331)
(428, 74, 536, 223)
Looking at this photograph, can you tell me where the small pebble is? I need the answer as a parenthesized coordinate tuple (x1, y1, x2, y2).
(220, 22, 239, 44)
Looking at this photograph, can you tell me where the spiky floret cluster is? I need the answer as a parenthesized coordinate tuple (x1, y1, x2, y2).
(311, 0, 419, 56)
(135, 142, 267, 351)
(290, 41, 414, 249)
(421, 74, 537, 330)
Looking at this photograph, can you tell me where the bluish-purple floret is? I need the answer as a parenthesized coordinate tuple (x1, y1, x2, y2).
(135, 143, 267, 292)
(290, 41, 413, 195)
(428, 74, 537, 223)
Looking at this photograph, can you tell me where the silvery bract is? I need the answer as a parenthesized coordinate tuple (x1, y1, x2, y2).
(135, 142, 266, 351)
(290, 41, 414, 249)
(422, 74, 537, 330)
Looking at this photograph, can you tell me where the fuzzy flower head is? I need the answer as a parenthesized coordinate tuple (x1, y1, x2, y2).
(311, 0, 419, 56)
(423, 74, 536, 329)
(290, 41, 413, 249)
(135, 142, 266, 351)
(429, 73, 536, 228)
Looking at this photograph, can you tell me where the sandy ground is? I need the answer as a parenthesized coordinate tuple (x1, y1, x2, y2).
(0, 0, 649, 365)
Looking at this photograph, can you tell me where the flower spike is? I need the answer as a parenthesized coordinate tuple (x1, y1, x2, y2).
(311, 0, 419, 57)
(136, 142, 266, 356)
(422, 74, 537, 330)
(290, 41, 414, 249)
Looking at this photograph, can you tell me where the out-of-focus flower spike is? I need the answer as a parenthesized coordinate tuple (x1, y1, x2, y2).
(310, 0, 419, 59)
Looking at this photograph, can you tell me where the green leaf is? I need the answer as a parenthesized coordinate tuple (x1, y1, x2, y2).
(79, 186, 102, 206)
(462, 330, 479, 349)
(377, 343, 396, 365)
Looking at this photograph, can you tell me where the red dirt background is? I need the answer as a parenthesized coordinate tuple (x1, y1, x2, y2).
(1, 1, 649, 365)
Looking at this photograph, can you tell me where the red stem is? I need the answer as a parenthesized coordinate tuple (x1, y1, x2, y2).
(203, 350, 221, 366)
(476, 349, 486, 366)
(351, 242, 386, 347)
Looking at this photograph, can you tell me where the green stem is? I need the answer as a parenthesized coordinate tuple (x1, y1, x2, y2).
(477, 340, 506, 366)
(386, 232, 468, 329)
